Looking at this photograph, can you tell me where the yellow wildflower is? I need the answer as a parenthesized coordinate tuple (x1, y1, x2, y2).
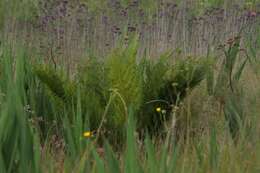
(156, 107, 161, 112)
(83, 131, 93, 138)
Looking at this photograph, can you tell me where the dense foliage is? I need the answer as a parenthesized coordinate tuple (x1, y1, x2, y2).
(0, 0, 259, 173)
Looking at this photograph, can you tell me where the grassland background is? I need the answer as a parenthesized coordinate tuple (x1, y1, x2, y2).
(0, 0, 260, 173)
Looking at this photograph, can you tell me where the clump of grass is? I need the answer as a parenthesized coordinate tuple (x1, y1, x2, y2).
(206, 35, 250, 140)
(0, 46, 41, 173)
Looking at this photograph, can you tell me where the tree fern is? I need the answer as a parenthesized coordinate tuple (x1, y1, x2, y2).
(139, 55, 209, 134)
(78, 57, 108, 130)
(138, 52, 171, 133)
(34, 64, 76, 104)
(105, 38, 143, 128)
(162, 57, 209, 103)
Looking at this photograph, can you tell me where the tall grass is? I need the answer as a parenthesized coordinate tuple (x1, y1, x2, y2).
(0, 46, 40, 173)
(0, 0, 260, 173)
(0, 38, 260, 172)
(1, 0, 259, 62)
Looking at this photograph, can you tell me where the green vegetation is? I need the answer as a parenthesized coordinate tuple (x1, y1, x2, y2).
(0, 0, 260, 173)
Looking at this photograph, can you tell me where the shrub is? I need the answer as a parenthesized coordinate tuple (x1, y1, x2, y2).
(139, 55, 210, 135)
(33, 40, 210, 145)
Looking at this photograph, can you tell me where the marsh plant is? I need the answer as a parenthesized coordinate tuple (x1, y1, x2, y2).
(33, 38, 210, 144)
(0, 0, 260, 173)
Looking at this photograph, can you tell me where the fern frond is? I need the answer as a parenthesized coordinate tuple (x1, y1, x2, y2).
(105, 40, 143, 127)
(162, 57, 209, 103)
(78, 58, 108, 129)
(34, 65, 76, 103)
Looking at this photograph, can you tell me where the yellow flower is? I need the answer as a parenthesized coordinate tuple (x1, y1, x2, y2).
(156, 107, 161, 112)
(83, 131, 93, 138)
